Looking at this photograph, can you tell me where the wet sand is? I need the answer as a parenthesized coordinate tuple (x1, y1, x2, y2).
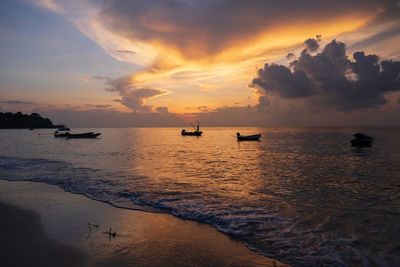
(0, 201, 87, 267)
(0, 180, 288, 266)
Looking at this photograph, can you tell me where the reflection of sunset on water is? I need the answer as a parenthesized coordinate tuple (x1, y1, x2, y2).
(1, 126, 400, 265)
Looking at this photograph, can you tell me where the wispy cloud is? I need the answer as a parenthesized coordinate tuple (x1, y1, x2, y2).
(87, 75, 170, 112)
(85, 104, 112, 108)
(116, 49, 136, 54)
(0, 100, 33, 105)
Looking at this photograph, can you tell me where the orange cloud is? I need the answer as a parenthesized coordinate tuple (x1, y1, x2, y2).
(30, 0, 400, 114)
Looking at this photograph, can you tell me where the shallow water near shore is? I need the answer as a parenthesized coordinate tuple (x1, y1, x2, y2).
(1, 127, 400, 266)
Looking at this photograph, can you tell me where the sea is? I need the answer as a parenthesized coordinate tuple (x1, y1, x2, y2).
(1, 127, 399, 266)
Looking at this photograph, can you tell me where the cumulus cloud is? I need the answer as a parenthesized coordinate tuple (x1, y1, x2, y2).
(251, 64, 316, 98)
(251, 39, 400, 111)
(286, 53, 295, 60)
(0, 100, 33, 105)
(304, 35, 321, 52)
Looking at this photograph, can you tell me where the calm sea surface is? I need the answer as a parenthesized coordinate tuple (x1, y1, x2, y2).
(1, 127, 399, 266)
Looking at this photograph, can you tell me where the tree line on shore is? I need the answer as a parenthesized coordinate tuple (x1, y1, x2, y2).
(0, 111, 60, 129)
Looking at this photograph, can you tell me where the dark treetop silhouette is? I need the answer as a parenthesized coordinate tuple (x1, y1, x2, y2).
(0, 112, 59, 129)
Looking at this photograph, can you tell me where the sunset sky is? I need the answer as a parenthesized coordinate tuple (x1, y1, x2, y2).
(1, 0, 400, 126)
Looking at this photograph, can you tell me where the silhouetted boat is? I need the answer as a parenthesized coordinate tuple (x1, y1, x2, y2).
(351, 133, 373, 146)
(54, 130, 69, 137)
(66, 132, 101, 139)
(54, 131, 101, 138)
(181, 123, 202, 136)
(237, 133, 261, 141)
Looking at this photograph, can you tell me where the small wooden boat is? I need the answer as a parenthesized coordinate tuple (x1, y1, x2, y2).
(237, 133, 261, 141)
(66, 132, 101, 139)
(351, 133, 373, 147)
(54, 131, 101, 138)
(181, 123, 202, 136)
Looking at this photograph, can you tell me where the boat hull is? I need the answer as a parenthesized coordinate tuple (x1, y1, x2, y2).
(67, 133, 101, 139)
(181, 131, 202, 136)
(54, 132, 101, 138)
(237, 134, 261, 141)
(350, 133, 373, 147)
(351, 138, 372, 147)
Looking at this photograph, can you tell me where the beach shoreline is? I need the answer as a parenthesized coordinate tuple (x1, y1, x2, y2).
(0, 180, 288, 266)
(0, 201, 87, 267)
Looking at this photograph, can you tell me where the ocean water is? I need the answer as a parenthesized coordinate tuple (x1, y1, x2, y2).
(1, 127, 399, 266)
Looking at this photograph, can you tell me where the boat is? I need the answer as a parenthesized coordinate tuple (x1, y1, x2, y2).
(66, 132, 101, 139)
(237, 133, 261, 141)
(54, 131, 101, 138)
(54, 130, 69, 137)
(351, 133, 373, 147)
(181, 123, 202, 136)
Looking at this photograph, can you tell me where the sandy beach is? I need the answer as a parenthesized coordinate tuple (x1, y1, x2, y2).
(0, 180, 287, 266)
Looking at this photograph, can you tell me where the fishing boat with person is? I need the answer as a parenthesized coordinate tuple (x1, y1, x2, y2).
(181, 122, 203, 136)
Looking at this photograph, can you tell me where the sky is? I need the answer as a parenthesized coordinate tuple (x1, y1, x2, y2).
(0, 0, 400, 127)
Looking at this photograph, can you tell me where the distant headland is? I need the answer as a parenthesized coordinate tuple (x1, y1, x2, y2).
(0, 111, 63, 129)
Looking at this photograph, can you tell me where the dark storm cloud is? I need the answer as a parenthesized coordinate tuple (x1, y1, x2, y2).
(99, 0, 398, 58)
(252, 64, 316, 98)
(251, 39, 400, 111)
(0, 100, 33, 105)
(304, 36, 321, 52)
